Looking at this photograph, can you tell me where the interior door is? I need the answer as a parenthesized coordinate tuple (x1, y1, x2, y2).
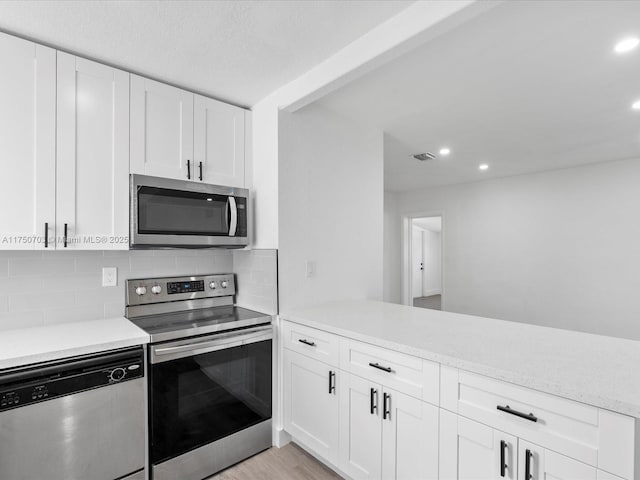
(56, 53, 130, 250)
(283, 349, 340, 465)
(340, 373, 382, 479)
(0, 32, 55, 250)
(381, 388, 439, 480)
(411, 226, 423, 299)
(130, 75, 194, 181)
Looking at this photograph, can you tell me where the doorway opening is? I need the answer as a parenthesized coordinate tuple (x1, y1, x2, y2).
(406, 215, 443, 310)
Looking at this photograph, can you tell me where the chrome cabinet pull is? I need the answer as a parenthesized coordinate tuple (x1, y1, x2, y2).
(497, 405, 538, 423)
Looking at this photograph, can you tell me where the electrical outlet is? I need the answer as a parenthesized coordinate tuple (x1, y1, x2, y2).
(102, 267, 117, 287)
(305, 261, 315, 278)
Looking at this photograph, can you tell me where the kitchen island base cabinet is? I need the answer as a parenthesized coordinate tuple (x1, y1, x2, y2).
(283, 349, 340, 466)
(339, 374, 439, 480)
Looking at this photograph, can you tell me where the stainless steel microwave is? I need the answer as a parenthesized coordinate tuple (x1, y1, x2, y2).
(130, 174, 249, 248)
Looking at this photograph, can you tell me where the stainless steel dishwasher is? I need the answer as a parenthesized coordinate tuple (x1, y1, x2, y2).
(0, 347, 146, 480)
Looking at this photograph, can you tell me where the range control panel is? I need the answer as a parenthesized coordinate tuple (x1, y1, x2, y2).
(126, 274, 236, 306)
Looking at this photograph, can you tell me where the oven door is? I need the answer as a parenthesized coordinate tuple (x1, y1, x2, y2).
(148, 325, 272, 467)
(130, 174, 249, 248)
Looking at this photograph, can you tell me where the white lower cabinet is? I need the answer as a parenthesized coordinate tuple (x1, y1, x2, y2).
(518, 439, 596, 480)
(339, 373, 438, 480)
(440, 409, 517, 480)
(440, 409, 597, 480)
(281, 322, 638, 480)
(381, 387, 439, 480)
(283, 349, 340, 465)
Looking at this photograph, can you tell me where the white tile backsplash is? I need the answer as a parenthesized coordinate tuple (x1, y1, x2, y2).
(0, 250, 236, 330)
(233, 249, 278, 315)
(0, 249, 279, 331)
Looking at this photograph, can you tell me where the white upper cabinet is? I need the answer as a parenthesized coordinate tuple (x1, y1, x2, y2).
(56, 53, 130, 250)
(130, 75, 194, 181)
(0, 33, 56, 250)
(194, 94, 245, 188)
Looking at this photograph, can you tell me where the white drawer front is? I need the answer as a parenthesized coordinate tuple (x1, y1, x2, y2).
(453, 369, 599, 467)
(282, 321, 340, 367)
(340, 338, 439, 404)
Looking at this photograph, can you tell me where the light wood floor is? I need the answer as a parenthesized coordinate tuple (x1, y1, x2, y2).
(209, 443, 343, 480)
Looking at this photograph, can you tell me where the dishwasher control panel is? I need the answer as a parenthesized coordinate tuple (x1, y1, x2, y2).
(0, 347, 144, 413)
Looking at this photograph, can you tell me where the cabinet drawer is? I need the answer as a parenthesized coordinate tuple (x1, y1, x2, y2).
(282, 321, 339, 367)
(441, 367, 638, 479)
(340, 338, 439, 404)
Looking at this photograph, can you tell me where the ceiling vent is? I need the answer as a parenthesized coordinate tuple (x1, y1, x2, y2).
(413, 152, 436, 162)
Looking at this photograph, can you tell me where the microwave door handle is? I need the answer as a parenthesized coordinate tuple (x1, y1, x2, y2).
(228, 196, 238, 236)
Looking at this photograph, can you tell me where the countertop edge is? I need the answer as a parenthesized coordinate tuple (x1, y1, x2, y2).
(280, 313, 640, 419)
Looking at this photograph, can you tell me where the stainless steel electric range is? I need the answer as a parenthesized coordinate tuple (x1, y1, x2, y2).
(125, 274, 273, 480)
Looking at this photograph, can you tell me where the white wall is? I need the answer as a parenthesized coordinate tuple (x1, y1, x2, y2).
(422, 229, 442, 296)
(278, 104, 383, 312)
(384, 157, 640, 340)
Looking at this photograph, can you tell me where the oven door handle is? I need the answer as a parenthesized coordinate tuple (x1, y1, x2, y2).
(151, 325, 272, 364)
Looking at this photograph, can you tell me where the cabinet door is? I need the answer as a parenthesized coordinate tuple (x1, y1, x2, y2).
(340, 374, 383, 479)
(194, 94, 245, 187)
(0, 33, 55, 250)
(518, 440, 596, 480)
(283, 349, 340, 465)
(130, 75, 194, 181)
(57, 53, 130, 250)
(440, 410, 517, 480)
(381, 388, 438, 480)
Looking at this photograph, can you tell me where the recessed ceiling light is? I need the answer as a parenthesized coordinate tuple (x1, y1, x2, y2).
(614, 37, 639, 54)
(479, 164, 489, 171)
(439, 147, 451, 156)
(632, 99, 640, 110)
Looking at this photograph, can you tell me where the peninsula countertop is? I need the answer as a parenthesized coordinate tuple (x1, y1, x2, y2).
(281, 300, 640, 418)
(0, 317, 150, 370)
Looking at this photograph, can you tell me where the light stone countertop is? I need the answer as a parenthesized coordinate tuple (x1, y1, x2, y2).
(0, 317, 150, 370)
(281, 300, 640, 418)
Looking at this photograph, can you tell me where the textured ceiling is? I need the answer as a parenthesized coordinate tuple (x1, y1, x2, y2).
(0, 0, 412, 107)
(319, 0, 640, 192)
